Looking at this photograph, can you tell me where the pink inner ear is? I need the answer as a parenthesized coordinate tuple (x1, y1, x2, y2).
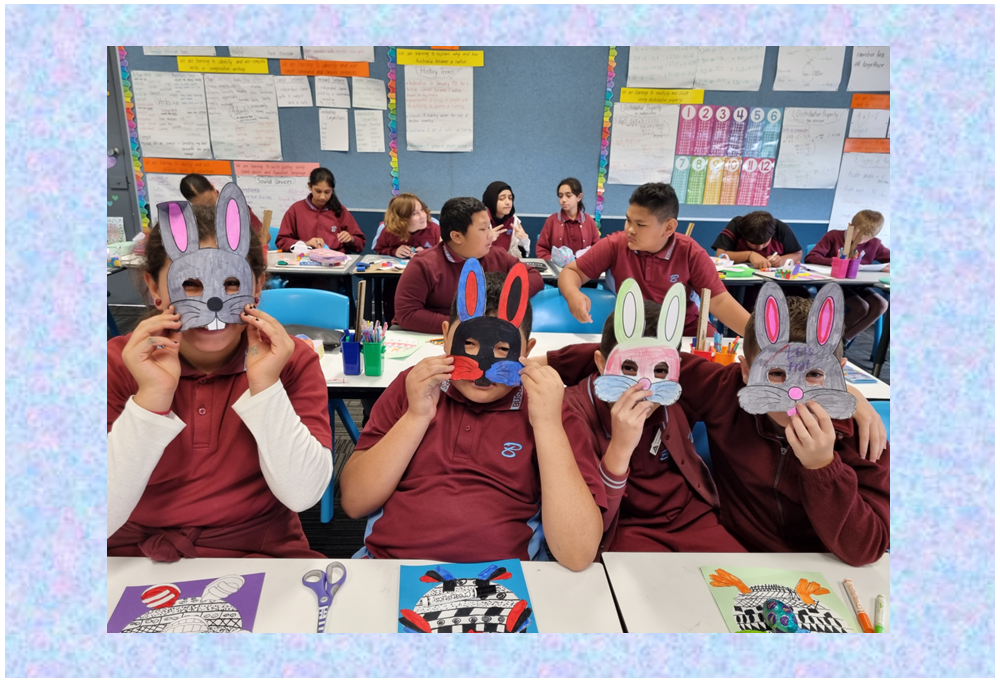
(168, 204, 187, 252)
(817, 297, 834, 345)
(765, 296, 780, 344)
(226, 199, 240, 251)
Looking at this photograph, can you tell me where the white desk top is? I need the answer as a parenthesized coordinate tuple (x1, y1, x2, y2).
(107, 556, 622, 633)
(267, 251, 360, 275)
(602, 552, 889, 633)
(755, 267, 890, 289)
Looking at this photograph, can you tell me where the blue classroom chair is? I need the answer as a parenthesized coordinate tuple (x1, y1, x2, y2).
(529, 288, 616, 334)
(872, 400, 890, 441)
(268, 226, 279, 251)
(258, 288, 359, 523)
(691, 421, 713, 473)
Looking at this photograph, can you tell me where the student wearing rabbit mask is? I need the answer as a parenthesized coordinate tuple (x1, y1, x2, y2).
(107, 184, 333, 560)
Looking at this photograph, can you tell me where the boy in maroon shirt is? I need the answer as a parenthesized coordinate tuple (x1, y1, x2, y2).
(342, 269, 605, 571)
(712, 211, 803, 268)
(394, 197, 543, 334)
(558, 183, 750, 337)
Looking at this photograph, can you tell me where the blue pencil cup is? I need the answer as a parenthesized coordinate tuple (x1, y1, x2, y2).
(342, 340, 362, 375)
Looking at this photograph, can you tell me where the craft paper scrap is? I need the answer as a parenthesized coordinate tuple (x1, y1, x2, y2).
(847, 46, 890, 92)
(143, 46, 216, 57)
(177, 56, 269, 74)
(619, 88, 704, 105)
(303, 47, 375, 62)
(229, 46, 302, 60)
(315, 76, 352, 108)
(108, 573, 265, 633)
(280, 60, 369, 77)
(383, 332, 427, 359)
(397, 49, 484, 67)
(398, 560, 538, 633)
(701, 566, 861, 633)
(319, 109, 349, 151)
(773, 47, 846, 92)
(274, 76, 313, 107)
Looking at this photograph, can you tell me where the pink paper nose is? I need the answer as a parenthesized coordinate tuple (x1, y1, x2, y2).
(788, 386, 804, 401)
(638, 378, 651, 391)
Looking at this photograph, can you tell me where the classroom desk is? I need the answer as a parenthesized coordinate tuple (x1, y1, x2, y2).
(601, 552, 889, 633)
(266, 251, 360, 276)
(107, 266, 125, 337)
(755, 267, 890, 291)
(107, 556, 623, 634)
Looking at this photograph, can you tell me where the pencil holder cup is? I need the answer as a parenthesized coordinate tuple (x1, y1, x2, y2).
(845, 258, 860, 279)
(713, 352, 737, 366)
(691, 349, 714, 362)
(363, 341, 385, 377)
(830, 258, 851, 278)
(342, 340, 362, 375)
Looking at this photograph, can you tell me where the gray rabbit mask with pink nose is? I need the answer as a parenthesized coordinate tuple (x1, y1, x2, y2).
(737, 282, 857, 419)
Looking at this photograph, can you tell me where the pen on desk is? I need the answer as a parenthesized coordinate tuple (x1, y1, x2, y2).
(874, 594, 887, 633)
(844, 579, 874, 633)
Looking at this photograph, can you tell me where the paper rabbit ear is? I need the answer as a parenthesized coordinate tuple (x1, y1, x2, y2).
(658, 282, 686, 350)
(457, 257, 486, 321)
(499, 263, 529, 329)
(157, 200, 199, 263)
(215, 183, 250, 258)
(613, 278, 645, 345)
(808, 283, 845, 351)
(755, 282, 789, 349)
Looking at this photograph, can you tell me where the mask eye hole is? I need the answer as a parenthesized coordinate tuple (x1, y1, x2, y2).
(653, 362, 669, 379)
(805, 369, 825, 386)
(224, 277, 240, 294)
(767, 368, 787, 384)
(182, 279, 204, 296)
(464, 338, 480, 355)
(493, 341, 510, 359)
(621, 360, 638, 376)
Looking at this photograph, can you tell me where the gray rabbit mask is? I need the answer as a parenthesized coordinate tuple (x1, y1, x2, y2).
(157, 183, 255, 331)
(737, 282, 857, 420)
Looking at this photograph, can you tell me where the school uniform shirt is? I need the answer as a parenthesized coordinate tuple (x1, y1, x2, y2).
(106, 332, 333, 560)
(805, 230, 891, 266)
(276, 196, 366, 253)
(575, 231, 726, 336)
(677, 354, 890, 567)
(546, 342, 601, 388)
(354, 369, 608, 563)
(489, 213, 517, 253)
(536, 210, 599, 260)
(563, 375, 745, 555)
(373, 220, 441, 256)
(711, 217, 801, 259)
(393, 241, 544, 334)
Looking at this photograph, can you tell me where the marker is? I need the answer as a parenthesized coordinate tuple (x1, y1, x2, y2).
(844, 579, 874, 633)
(874, 594, 887, 633)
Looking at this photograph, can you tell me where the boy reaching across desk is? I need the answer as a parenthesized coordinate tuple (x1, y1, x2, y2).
(558, 182, 750, 337)
(712, 211, 803, 269)
(341, 261, 605, 571)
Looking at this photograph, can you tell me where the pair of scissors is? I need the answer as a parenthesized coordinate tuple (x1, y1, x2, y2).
(302, 562, 347, 633)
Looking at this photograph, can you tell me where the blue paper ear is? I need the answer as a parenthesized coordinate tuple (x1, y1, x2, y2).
(457, 258, 486, 321)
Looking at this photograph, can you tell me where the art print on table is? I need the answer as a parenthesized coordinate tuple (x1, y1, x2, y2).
(398, 560, 538, 633)
(108, 573, 265, 633)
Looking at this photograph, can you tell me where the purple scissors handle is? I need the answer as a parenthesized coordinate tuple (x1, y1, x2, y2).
(302, 562, 346, 633)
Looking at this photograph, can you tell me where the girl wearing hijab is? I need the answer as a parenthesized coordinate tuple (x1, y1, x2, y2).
(482, 181, 530, 257)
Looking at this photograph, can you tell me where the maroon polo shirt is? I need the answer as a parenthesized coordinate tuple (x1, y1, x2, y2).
(354, 369, 608, 563)
(677, 354, 891, 567)
(106, 331, 332, 557)
(374, 221, 441, 256)
(711, 217, 801, 259)
(489, 214, 517, 253)
(276, 196, 366, 253)
(394, 241, 544, 334)
(537, 210, 600, 260)
(805, 230, 891, 266)
(575, 232, 726, 336)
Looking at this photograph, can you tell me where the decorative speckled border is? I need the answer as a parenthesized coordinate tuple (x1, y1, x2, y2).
(5, 4, 994, 677)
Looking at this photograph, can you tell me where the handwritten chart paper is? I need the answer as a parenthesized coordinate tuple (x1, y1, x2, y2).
(145, 173, 234, 216)
(773, 108, 848, 189)
(848, 109, 889, 138)
(303, 47, 375, 62)
(353, 110, 385, 153)
(229, 47, 301, 59)
(319, 108, 349, 151)
(694, 47, 765, 91)
(847, 47, 890, 91)
(607, 103, 679, 185)
(404, 66, 474, 152)
(828, 153, 890, 246)
(204, 74, 282, 161)
(315, 76, 351, 108)
(773, 47, 845, 91)
(352, 77, 388, 110)
(626, 47, 698, 88)
(143, 46, 215, 56)
(130, 71, 212, 159)
(273, 76, 313, 107)
(236, 175, 308, 226)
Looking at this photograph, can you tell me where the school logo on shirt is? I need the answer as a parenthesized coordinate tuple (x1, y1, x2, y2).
(501, 442, 522, 458)
(659, 447, 671, 462)
(670, 274, 680, 283)
(506, 229, 512, 235)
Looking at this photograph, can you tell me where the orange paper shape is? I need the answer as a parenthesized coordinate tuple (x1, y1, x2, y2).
(851, 94, 889, 110)
(280, 59, 369, 77)
(142, 158, 233, 175)
(844, 138, 890, 153)
(795, 578, 830, 605)
(709, 568, 751, 594)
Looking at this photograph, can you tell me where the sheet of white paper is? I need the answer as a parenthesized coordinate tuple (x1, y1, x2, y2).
(130, 71, 212, 159)
(303, 47, 375, 62)
(315, 77, 351, 108)
(694, 47, 766, 91)
(203, 74, 282, 161)
(848, 109, 890, 138)
(228, 46, 301, 59)
(607, 103, 679, 185)
(107, 216, 126, 244)
(235, 175, 307, 227)
(626, 47, 698, 89)
(144, 174, 234, 218)
(319, 108, 349, 151)
(772, 47, 845, 91)
(351, 77, 387, 109)
(273, 76, 313, 107)
(828, 153, 890, 246)
(143, 46, 216, 56)
(353, 110, 385, 153)
(847, 46, 890, 91)
(773, 108, 848, 189)
(404, 65, 474, 152)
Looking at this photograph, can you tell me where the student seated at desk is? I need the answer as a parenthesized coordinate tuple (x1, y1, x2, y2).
(394, 196, 543, 334)
(107, 186, 332, 560)
(806, 210, 890, 341)
(536, 177, 599, 260)
(181, 173, 267, 259)
(275, 167, 365, 253)
(341, 263, 606, 571)
(373, 192, 441, 257)
(712, 211, 802, 269)
(483, 180, 531, 257)
(558, 182, 750, 337)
